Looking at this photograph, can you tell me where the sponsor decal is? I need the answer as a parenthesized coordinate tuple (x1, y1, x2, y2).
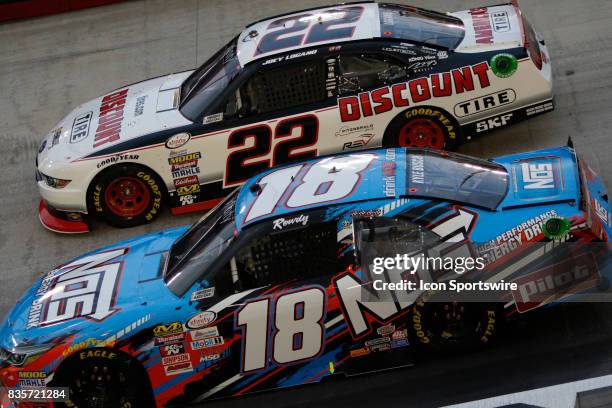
(522, 162, 554, 189)
(512, 253, 599, 313)
(18, 372, 46, 387)
(515, 158, 561, 198)
(365, 337, 390, 347)
(377, 324, 395, 336)
(200, 354, 220, 363)
(392, 329, 408, 340)
(490, 10, 510, 32)
(190, 326, 220, 341)
(187, 311, 216, 329)
(342, 133, 374, 150)
(134, 95, 147, 116)
(338, 62, 491, 122)
(94, 88, 128, 148)
(335, 124, 374, 138)
(172, 166, 200, 178)
(469, 7, 493, 44)
(27, 249, 126, 329)
(191, 287, 215, 301)
(79, 349, 117, 360)
(96, 154, 140, 169)
(272, 214, 309, 230)
(383, 149, 396, 197)
(168, 152, 202, 165)
(164, 361, 193, 376)
(190, 336, 224, 350)
(369, 343, 391, 352)
(63, 338, 114, 357)
(160, 342, 185, 357)
(203, 113, 223, 124)
(153, 322, 184, 337)
(172, 160, 199, 172)
(391, 338, 410, 348)
(179, 194, 196, 206)
(177, 184, 201, 196)
(350, 209, 382, 217)
(526, 101, 554, 116)
(174, 175, 199, 188)
(166, 133, 191, 149)
(409, 155, 425, 185)
(476, 113, 513, 133)
(594, 199, 610, 225)
(454, 89, 516, 117)
(71, 112, 93, 144)
(382, 45, 417, 56)
(162, 352, 190, 366)
(477, 210, 558, 263)
(154, 332, 185, 346)
(350, 347, 370, 357)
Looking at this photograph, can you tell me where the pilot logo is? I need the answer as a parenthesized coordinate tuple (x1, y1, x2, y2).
(521, 162, 555, 189)
(27, 248, 126, 329)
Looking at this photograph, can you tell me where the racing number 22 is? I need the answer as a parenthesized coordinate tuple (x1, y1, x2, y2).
(237, 287, 326, 372)
(225, 115, 319, 186)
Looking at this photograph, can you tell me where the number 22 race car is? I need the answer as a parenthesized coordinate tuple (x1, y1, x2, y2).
(5, 145, 610, 407)
(35, 1, 553, 233)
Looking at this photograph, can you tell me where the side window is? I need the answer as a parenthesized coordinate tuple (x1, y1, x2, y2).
(337, 53, 407, 96)
(242, 59, 326, 115)
(215, 220, 339, 294)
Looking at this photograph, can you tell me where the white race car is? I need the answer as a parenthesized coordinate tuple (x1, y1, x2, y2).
(35, 1, 553, 233)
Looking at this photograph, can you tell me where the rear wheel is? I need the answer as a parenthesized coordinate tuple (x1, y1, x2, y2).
(52, 349, 154, 408)
(384, 107, 460, 150)
(89, 164, 165, 228)
(410, 299, 499, 353)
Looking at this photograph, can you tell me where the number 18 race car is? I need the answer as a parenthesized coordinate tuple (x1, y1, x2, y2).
(5, 145, 610, 407)
(36, 1, 553, 233)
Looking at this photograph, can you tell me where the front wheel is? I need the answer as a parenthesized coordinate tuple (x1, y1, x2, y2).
(52, 350, 155, 408)
(410, 299, 499, 353)
(89, 165, 165, 228)
(384, 107, 460, 150)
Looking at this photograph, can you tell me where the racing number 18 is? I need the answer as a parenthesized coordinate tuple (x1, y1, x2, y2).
(237, 287, 326, 372)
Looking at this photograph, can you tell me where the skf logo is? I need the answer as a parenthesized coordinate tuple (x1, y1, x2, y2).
(153, 322, 183, 337)
(520, 162, 555, 189)
(476, 113, 513, 133)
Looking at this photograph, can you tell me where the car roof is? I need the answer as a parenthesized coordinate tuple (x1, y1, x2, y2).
(236, 2, 381, 67)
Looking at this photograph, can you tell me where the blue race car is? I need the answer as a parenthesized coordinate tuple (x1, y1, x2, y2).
(1, 146, 610, 407)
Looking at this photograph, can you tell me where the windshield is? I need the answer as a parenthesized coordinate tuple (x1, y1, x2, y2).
(406, 150, 508, 209)
(179, 37, 241, 121)
(165, 190, 238, 294)
(378, 3, 465, 50)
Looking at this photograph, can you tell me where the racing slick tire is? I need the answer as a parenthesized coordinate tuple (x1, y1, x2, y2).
(88, 164, 165, 228)
(51, 348, 155, 408)
(409, 299, 499, 353)
(383, 107, 460, 150)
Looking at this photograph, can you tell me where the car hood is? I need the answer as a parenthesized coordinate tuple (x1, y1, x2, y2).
(37, 71, 194, 166)
(0, 226, 188, 349)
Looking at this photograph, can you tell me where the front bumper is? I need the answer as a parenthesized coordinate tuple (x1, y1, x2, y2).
(38, 200, 90, 234)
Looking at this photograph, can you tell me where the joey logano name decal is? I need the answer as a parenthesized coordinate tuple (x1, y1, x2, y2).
(338, 62, 490, 122)
(94, 89, 128, 149)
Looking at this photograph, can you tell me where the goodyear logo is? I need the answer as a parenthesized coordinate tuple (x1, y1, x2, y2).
(153, 321, 183, 337)
(169, 152, 201, 165)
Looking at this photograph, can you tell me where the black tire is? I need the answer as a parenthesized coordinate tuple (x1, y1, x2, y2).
(89, 164, 165, 228)
(52, 348, 155, 408)
(383, 107, 460, 150)
(409, 298, 499, 353)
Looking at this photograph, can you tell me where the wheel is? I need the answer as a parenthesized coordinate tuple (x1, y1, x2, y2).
(384, 107, 460, 150)
(89, 164, 165, 228)
(52, 349, 155, 408)
(410, 299, 499, 353)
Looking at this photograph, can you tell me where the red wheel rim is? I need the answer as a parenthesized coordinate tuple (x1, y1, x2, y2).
(104, 177, 151, 218)
(398, 118, 445, 149)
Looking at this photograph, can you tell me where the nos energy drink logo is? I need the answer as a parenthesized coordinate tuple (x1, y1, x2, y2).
(514, 157, 562, 200)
